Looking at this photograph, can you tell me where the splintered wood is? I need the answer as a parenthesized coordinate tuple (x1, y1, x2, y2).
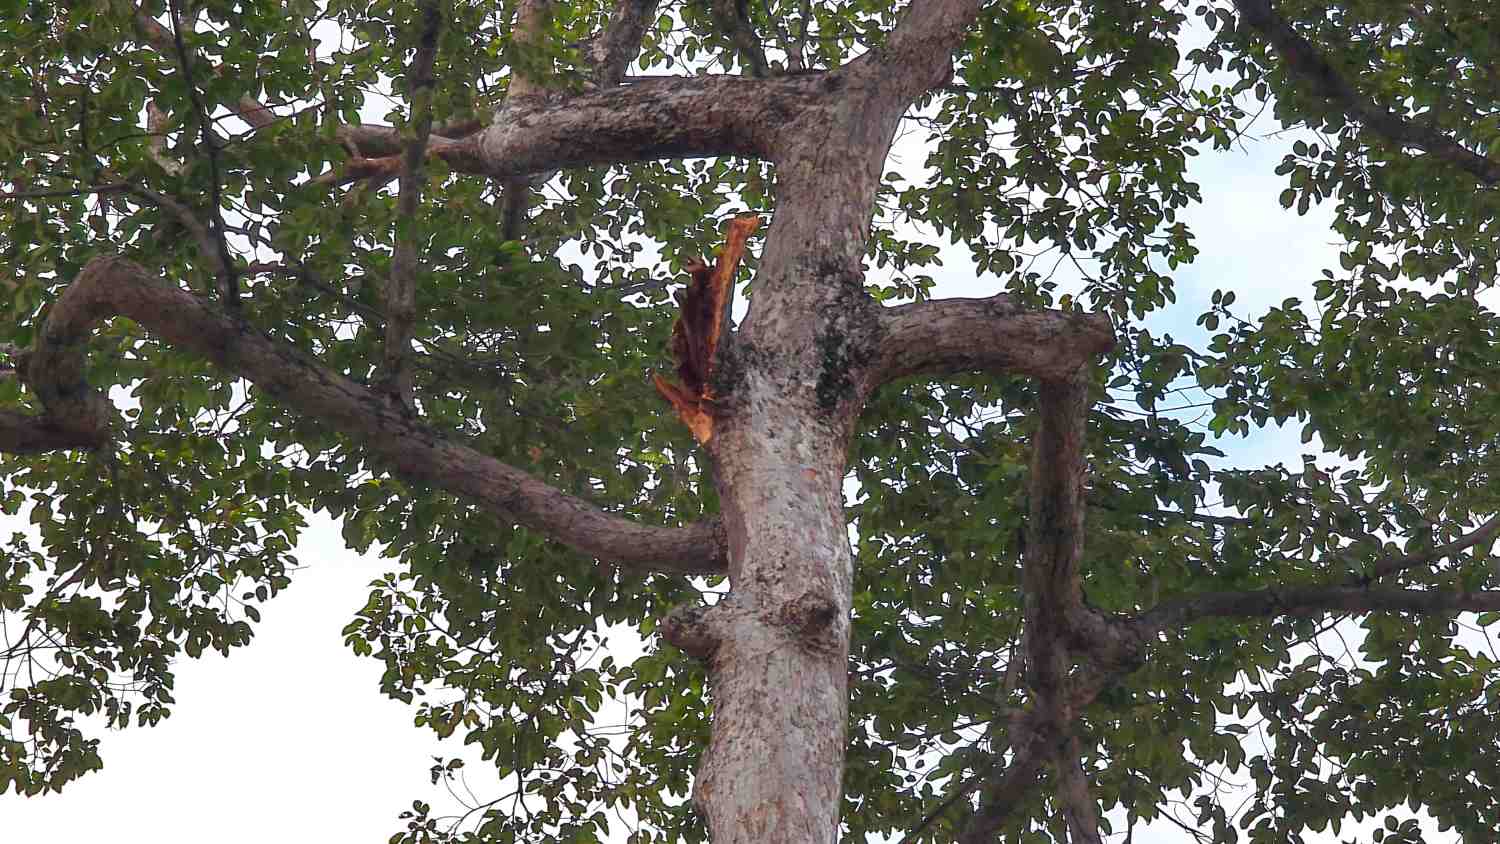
(653, 214, 761, 445)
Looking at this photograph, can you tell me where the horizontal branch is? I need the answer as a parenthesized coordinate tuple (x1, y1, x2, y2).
(12, 256, 726, 574)
(320, 72, 831, 185)
(0, 409, 109, 453)
(1135, 585, 1500, 635)
(873, 294, 1115, 384)
(1234, 0, 1500, 185)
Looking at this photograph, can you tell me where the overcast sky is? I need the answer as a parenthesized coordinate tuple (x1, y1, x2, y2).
(2, 87, 1462, 842)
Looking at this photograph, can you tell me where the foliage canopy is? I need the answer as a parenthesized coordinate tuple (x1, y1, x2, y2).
(2, 0, 1500, 841)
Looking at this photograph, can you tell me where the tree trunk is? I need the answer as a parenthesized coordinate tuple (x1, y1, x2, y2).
(692, 400, 852, 842)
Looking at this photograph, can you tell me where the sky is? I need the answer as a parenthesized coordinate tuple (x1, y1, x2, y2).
(0, 34, 1473, 844)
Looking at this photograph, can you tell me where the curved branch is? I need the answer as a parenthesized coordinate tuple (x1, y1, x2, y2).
(12, 256, 727, 574)
(873, 294, 1115, 384)
(1233, 0, 1500, 185)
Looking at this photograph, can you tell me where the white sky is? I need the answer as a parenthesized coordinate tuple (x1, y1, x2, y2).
(0, 62, 1471, 844)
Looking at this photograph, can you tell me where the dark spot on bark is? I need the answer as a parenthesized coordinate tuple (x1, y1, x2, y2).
(776, 590, 840, 652)
(814, 325, 856, 410)
(709, 336, 745, 400)
(812, 277, 877, 410)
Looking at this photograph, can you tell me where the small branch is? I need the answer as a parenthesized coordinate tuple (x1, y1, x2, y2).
(1233, 0, 1500, 185)
(124, 184, 221, 267)
(382, 1, 443, 408)
(1056, 737, 1105, 844)
(874, 294, 1114, 383)
(1134, 585, 1500, 636)
(1364, 513, 1500, 580)
(956, 725, 1050, 844)
(659, 601, 727, 660)
(7, 255, 728, 574)
(134, 8, 276, 130)
(894, 761, 1000, 844)
(164, 0, 240, 306)
(584, 0, 662, 87)
(708, 0, 770, 78)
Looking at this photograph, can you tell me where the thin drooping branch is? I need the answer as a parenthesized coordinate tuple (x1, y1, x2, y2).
(313, 72, 828, 186)
(13, 256, 727, 573)
(382, 1, 442, 407)
(874, 294, 1115, 383)
(164, 0, 240, 307)
(1133, 584, 1500, 636)
(1233, 0, 1500, 185)
(585, 0, 662, 87)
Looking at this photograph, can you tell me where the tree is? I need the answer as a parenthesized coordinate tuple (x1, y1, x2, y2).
(2, 0, 1499, 841)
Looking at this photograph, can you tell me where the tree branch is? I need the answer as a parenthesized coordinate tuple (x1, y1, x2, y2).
(1056, 737, 1105, 844)
(163, 0, 240, 306)
(10, 256, 727, 574)
(1130, 511, 1500, 635)
(1233, 0, 1500, 185)
(873, 294, 1115, 383)
(312, 72, 828, 186)
(584, 0, 662, 87)
(1136, 586, 1500, 635)
(707, 0, 770, 78)
(133, 8, 277, 130)
(1364, 513, 1500, 581)
(866, 0, 985, 98)
(382, 1, 442, 408)
(956, 729, 1050, 844)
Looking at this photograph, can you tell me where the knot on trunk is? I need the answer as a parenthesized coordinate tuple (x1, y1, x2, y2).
(775, 590, 839, 650)
(660, 602, 725, 661)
